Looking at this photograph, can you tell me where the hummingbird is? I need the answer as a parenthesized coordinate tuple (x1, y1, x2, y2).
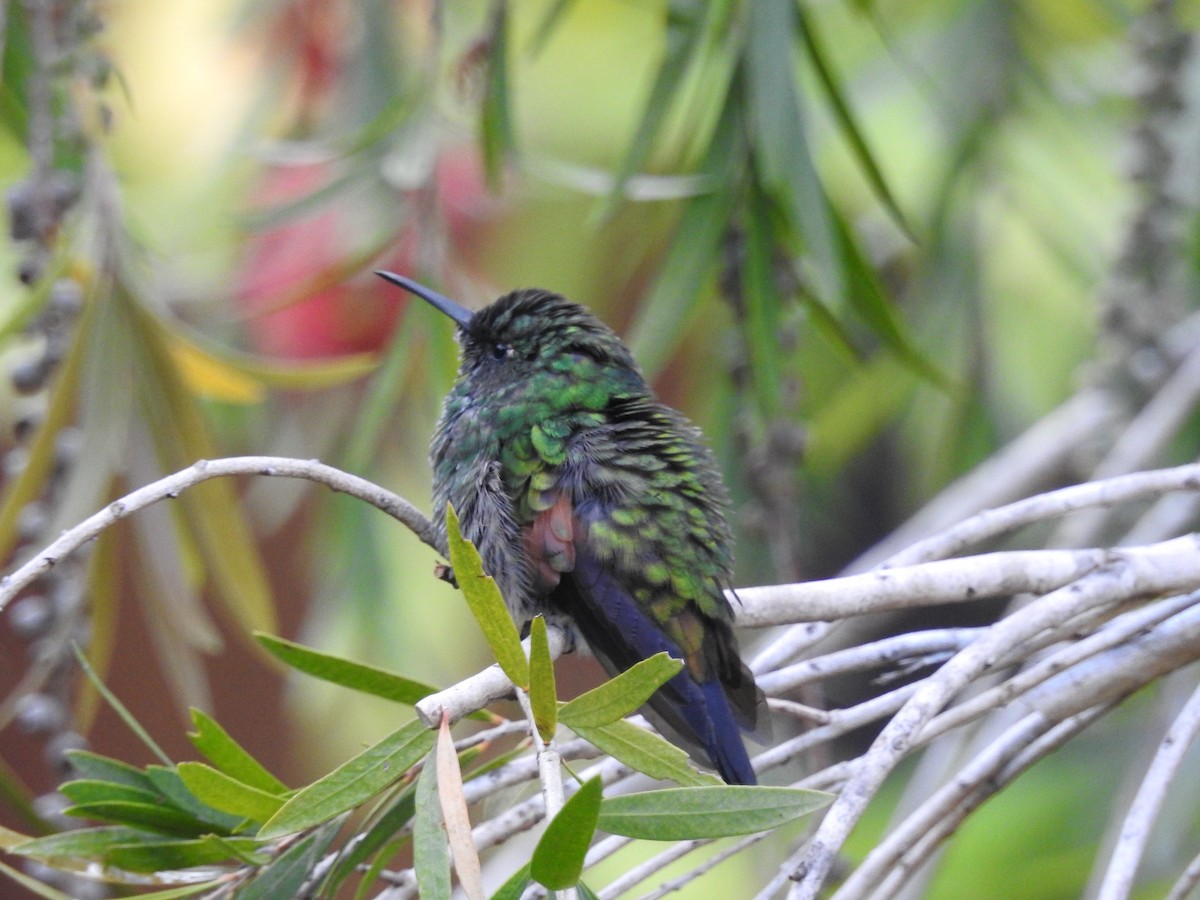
(377, 271, 764, 784)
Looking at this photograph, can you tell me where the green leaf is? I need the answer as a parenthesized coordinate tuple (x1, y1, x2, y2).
(188, 709, 289, 794)
(0, 274, 91, 565)
(325, 782, 417, 890)
(106, 835, 269, 873)
(559, 652, 682, 729)
(832, 211, 948, 387)
(72, 646, 172, 765)
(445, 505, 529, 689)
(11, 826, 168, 864)
(59, 779, 164, 808)
(570, 720, 719, 787)
(527, 616, 557, 742)
(413, 751, 450, 900)
(742, 0, 838, 301)
(62, 750, 156, 792)
(530, 777, 602, 890)
(141, 766, 244, 834)
(597, 0, 711, 221)
(627, 93, 739, 379)
(598, 786, 832, 840)
(489, 863, 532, 900)
(794, 4, 911, 238)
(62, 800, 207, 837)
(259, 719, 434, 839)
(527, 0, 579, 55)
(176, 763, 286, 824)
(237, 817, 343, 900)
(255, 633, 491, 721)
(742, 181, 787, 420)
(124, 294, 277, 638)
(480, 0, 515, 187)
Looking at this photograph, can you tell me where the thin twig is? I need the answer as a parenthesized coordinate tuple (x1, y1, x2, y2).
(1093, 681, 1200, 899)
(0, 455, 441, 616)
(789, 538, 1200, 898)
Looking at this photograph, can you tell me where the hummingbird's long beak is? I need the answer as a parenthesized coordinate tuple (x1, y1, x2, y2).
(375, 271, 475, 328)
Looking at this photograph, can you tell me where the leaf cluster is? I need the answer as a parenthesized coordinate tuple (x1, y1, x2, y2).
(1, 512, 827, 898)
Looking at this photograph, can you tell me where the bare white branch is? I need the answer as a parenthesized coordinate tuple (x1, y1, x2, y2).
(733, 548, 1113, 627)
(789, 535, 1200, 899)
(1093, 682, 1200, 900)
(885, 462, 1200, 567)
(0, 455, 442, 616)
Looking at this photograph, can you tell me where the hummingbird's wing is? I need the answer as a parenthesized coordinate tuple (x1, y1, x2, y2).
(521, 402, 764, 784)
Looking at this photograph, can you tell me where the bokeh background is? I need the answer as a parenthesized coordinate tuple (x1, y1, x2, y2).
(2, 0, 1199, 897)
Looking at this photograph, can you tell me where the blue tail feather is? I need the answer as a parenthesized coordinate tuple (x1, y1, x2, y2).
(553, 548, 757, 784)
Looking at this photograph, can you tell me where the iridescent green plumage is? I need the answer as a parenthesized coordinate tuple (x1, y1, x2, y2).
(379, 272, 764, 784)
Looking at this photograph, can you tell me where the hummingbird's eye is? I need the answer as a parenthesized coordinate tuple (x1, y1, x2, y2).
(491, 342, 511, 360)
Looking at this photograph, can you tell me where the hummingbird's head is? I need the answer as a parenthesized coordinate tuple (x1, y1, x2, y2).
(376, 272, 643, 394)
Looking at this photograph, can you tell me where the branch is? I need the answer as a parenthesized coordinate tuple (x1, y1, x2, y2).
(409, 547, 1122, 727)
(0, 455, 441, 616)
(1093, 681, 1200, 900)
(790, 535, 1200, 898)
(416, 626, 570, 727)
(733, 548, 1112, 627)
(885, 461, 1200, 567)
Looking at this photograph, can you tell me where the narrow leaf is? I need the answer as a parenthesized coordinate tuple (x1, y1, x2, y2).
(527, 616, 557, 742)
(106, 835, 269, 873)
(832, 211, 948, 386)
(326, 782, 417, 889)
(259, 719, 433, 839)
(413, 750, 450, 900)
(143, 766, 244, 833)
(530, 777, 602, 890)
(480, 0, 514, 187)
(60, 780, 164, 808)
(61, 750, 155, 792)
(795, 3, 911, 238)
(436, 716, 483, 900)
(559, 652, 682, 728)
(445, 505, 529, 688)
(598, 786, 832, 840)
(743, 0, 839, 301)
(125, 294, 277, 637)
(255, 633, 490, 720)
(176, 762, 286, 824)
(527, 0, 579, 55)
(0, 282, 92, 563)
(163, 321, 378, 399)
(627, 93, 739, 379)
(571, 720, 719, 787)
(489, 863, 532, 900)
(10, 826, 168, 863)
(188, 709, 288, 795)
(62, 800, 206, 837)
(237, 818, 342, 900)
(77, 527, 122, 730)
(72, 646, 171, 765)
(597, 0, 711, 220)
(741, 181, 787, 420)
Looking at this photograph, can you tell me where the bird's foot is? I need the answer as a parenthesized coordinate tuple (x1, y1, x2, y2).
(434, 562, 458, 588)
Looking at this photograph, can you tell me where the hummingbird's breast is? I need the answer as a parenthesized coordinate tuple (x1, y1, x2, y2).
(430, 384, 553, 628)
